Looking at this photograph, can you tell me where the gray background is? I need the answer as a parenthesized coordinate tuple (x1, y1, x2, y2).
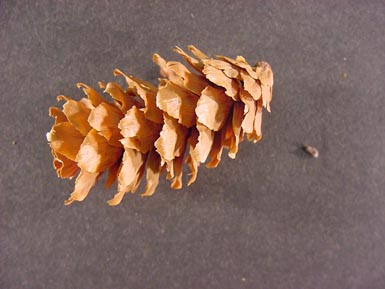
(1, 1, 385, 288)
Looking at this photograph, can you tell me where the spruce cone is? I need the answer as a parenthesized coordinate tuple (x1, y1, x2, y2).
(47, 45, 273, 205)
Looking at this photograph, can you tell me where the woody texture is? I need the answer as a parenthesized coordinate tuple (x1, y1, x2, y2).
(47, 45, 274, 206)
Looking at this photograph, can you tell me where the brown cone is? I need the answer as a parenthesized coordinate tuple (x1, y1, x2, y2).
(47, 45, 273, 205)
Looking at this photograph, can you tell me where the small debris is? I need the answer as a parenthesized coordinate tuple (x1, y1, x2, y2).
(241, 277, 246, 282)
(341, 72, 348, 78)
(12, 140, 17, 145)
(303, 145, 319, 158)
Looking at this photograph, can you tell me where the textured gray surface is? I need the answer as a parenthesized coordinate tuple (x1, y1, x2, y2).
(1, 1, 385, 288)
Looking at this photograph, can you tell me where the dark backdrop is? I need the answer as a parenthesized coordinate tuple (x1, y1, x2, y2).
(1, 1, 385, 288)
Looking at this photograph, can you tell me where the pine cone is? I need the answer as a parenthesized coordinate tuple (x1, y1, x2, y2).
(47, 45, 273, 205)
